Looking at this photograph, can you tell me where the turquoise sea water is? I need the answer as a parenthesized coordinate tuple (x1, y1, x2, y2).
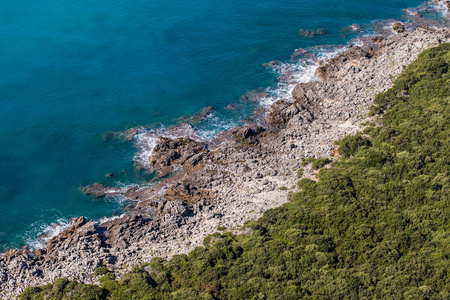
(0, 0, 442, 250)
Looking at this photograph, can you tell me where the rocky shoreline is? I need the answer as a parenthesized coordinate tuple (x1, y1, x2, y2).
(1, 4, 450, 297)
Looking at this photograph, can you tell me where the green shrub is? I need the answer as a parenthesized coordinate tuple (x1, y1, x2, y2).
(93, 266, 110, 277)
(338, 134, 372, 157)
(311, 157, 332, 169)
(301, 157, 315, 166)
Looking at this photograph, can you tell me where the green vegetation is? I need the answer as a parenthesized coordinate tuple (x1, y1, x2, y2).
(336, 134, 371, 158)
(300, 157, 314, 167)
(94, 267, 111, 277)
(296, 168, 304, 178)
(311, 157, 332, 170)
(20, 44, 450, 299)
(279, 186, 288, 191)
(19, 279, 106, 300)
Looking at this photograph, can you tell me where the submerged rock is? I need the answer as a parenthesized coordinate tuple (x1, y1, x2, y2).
(176, 106, 214, 125)
(81, 183, 121, 198)
(298, 28, 326, 37)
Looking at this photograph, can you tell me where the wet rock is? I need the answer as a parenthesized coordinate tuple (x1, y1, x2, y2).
(291, 48, 314, 60)
(46, 217, 86, 252)
(177, 106, 214, 125)
(344, 24, 363, 32)
(393, 23, 405, 33)
(262, 60, 281, 68)
(371, 36, 386, 43)
(81, 183, 121, 198)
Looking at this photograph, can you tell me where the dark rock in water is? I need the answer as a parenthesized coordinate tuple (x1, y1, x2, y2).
(262, 60, 281, 68)
(239, 89, 268, 104)
(81, 183, 121, 198)
(371, 36, 386, 43)
(176, 106, 214, 125)
(392, 23, 405, 33)
(225, 103, 237, 110)
(298, 28, 326, 37)
(269, 100, 300, 126)
(291, 48, 313, 60)
(346, 24, 363, 32)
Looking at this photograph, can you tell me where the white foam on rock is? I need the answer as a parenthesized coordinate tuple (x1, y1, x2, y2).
(434, 0, 449, 17)
(260, 46, 346, 107)
(97, 214, 126, 225)
(26, 218, 72, 250)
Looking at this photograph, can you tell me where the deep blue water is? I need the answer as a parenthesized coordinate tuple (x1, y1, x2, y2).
(0, 0, 434, 250)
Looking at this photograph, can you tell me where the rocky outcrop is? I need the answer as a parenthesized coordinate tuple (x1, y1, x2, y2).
(269, 100, 300, 126)
(291, 81, 321, 108)
(231, 126, 265, 144)
(393, 22, 406, 33)
(150, 137, 209, 172)
(315, 46, 372, 80)
(46, 217, 87, 251)
(371, 36, 386, 43)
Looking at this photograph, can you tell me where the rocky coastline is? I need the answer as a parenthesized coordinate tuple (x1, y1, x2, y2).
(1, 4, 450, 298)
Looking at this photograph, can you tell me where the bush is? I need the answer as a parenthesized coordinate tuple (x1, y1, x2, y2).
(338, 134, 372, 157)
(311, 157, 332, 169)
(93, 266, 110, 277)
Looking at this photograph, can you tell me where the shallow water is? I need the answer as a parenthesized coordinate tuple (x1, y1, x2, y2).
(0, 0, 442, 250)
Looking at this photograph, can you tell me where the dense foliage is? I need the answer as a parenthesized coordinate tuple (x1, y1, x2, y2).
(20, 43, 450, 299)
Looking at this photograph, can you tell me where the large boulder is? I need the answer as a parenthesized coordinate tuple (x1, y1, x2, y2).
(231, 126, 264, 141)
(269, 100, 300, 126)
(291, 81, 320, 109)
(150, 137, 209, 170)
(392, 23, 405, 33)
